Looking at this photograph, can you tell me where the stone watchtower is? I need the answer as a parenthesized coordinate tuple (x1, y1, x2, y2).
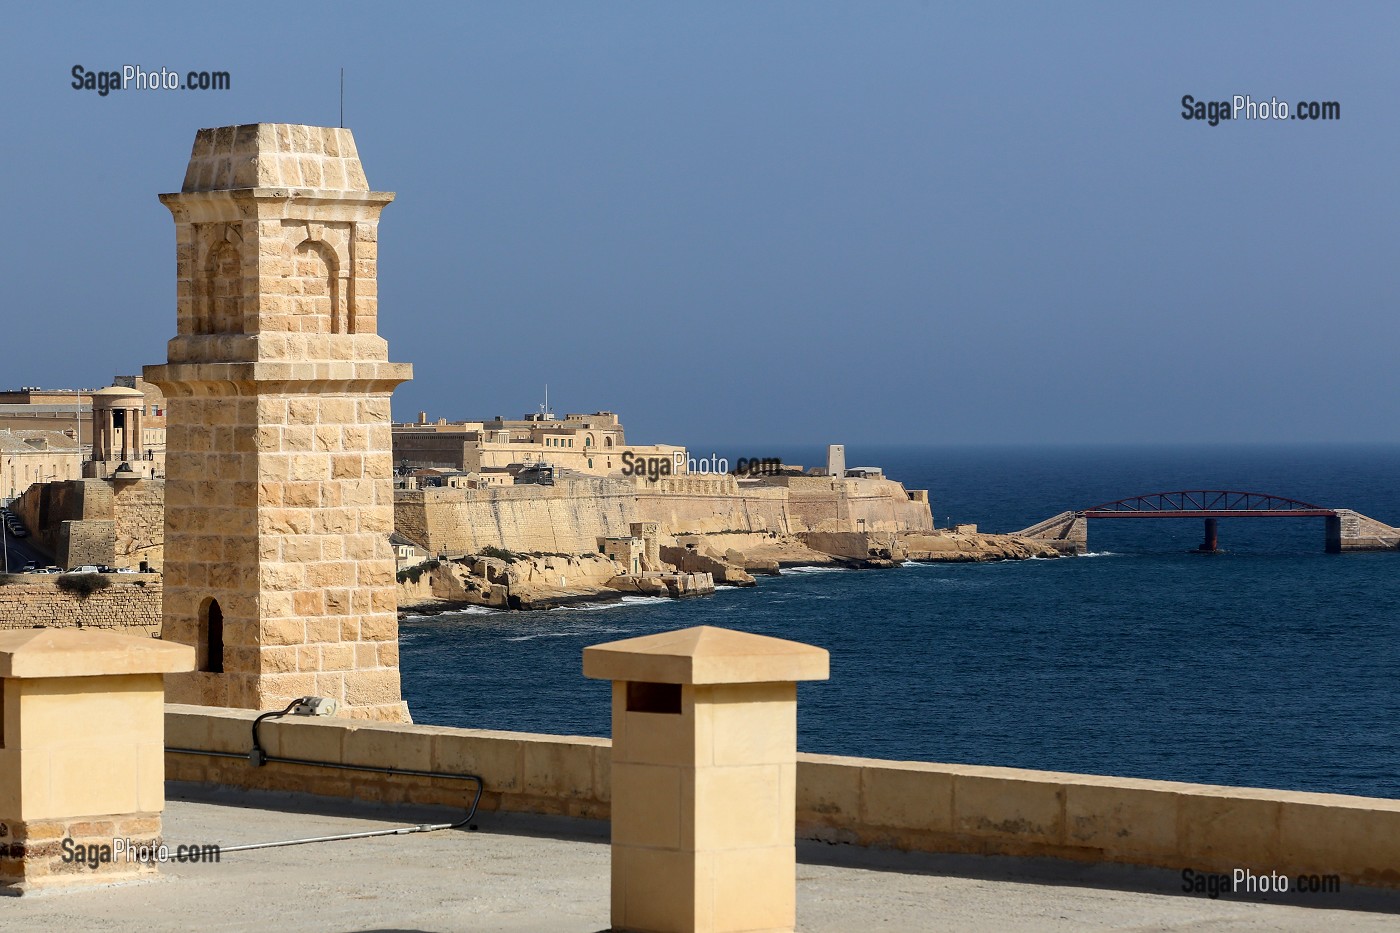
(145, 124, 412, 721)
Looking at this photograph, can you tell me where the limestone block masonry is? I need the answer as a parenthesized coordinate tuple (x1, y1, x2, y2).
(145, 124, 413, 722)
(0, 577, 162, 635)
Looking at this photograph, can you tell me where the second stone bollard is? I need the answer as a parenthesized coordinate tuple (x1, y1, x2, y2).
(584, 625, 829, 933)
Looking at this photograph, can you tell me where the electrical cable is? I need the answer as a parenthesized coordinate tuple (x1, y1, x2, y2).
(166, 698, 485, 853)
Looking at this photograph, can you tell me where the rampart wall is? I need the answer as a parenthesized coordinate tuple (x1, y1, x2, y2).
(0, 576, 162, 634)
(11, 478, 165, 569)
(633, 476, 793, 535)
(394, 473, 932, 554)
(780, 477, 934, 533)
(166, 704, 1400, 890)
(393, 477, 638, 555)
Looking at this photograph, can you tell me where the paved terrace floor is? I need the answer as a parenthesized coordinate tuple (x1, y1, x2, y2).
(7, 786, 1400, 932)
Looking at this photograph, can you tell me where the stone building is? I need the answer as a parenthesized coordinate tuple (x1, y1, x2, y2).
(393, 409, 688, 477)
(145, 123, 412, 722)
(0, 429, 80, 501)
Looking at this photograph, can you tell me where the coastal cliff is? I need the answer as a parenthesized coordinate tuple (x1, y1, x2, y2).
(397, 551, 715, 614)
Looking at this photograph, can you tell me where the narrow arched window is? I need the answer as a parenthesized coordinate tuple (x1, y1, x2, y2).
(199, 598, 224, 674)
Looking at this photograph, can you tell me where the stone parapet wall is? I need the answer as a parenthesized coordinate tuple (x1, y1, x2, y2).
(0, 577, 162, 634)
(165, 704, 609, 820)
(166, 705, 1400, 889)
(794, 755, 1400, 889)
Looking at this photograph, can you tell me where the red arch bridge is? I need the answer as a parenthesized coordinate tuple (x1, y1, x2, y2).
(1014, 490, 1400, 554)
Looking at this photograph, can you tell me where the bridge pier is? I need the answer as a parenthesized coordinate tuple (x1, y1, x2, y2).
(1196, 518, 1220, 553)
(1325, 515, 1342, 554)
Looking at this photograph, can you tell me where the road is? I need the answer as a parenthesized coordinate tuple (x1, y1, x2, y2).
(0, 517, 53, 572)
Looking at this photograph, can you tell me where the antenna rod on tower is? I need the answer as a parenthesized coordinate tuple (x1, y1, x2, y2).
(339, 67, 344, 128)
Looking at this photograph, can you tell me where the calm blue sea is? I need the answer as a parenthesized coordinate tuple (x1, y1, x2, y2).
(400, 445, 1400, 799)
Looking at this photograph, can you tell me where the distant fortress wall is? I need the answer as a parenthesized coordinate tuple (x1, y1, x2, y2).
(779, 476, 934, 534)
(631, 475, 931, 537)
(394, 476, 638, 555)
(394, 473, 933, 553)
(633, 475, 794, 535)
(11, 478, 166, 570)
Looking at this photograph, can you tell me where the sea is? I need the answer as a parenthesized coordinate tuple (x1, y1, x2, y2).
(399, 445, 1400, 800)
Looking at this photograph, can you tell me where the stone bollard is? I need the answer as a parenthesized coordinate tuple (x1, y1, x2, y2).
(584, 625, 829, 933)
(0, 629, 194, 893)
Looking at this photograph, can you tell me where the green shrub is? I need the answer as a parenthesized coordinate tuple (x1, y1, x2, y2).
(478, 546, 520, 563)
(396, 559, 441, 584)
(55, 573, 112, 598)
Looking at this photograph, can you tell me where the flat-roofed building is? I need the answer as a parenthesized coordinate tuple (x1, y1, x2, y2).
(393, 409, 687, 478)
(0, 429, 81, 501)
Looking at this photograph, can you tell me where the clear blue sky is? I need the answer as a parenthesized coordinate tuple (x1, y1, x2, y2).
(4, 2, 1395, 446)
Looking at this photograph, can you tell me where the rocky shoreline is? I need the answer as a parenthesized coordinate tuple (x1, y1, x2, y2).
(397, 528, 1059, 618)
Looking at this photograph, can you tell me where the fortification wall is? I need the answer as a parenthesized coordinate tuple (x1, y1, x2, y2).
(11, 478, 164, 569)
(112, 480, 165, 570)
(12, 480, 107, 558)
(634, 476, 793, 535)
(394, 477, 638, 555)
(167, 704, 1400, 890)
(769, 477, 933, 534)
(397, 474, 931, 555)
(61, 519, 116, 568)
(0, 576, 162, 635)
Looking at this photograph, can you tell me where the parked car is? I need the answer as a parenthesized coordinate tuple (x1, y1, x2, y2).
(64, 565, 101, 574)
